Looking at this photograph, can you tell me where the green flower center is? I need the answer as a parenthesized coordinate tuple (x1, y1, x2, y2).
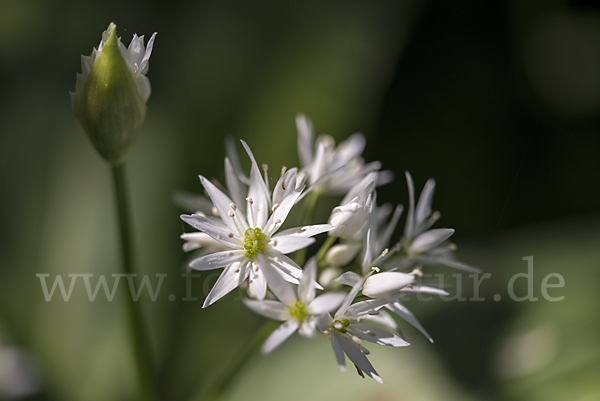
(289, 301, 308, 321)
(244, 228, 267, 259)
(332, 319, 350, 333)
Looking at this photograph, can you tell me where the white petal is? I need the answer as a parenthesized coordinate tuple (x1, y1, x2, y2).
(225, 137, 249, 184)
(344, 298, 390, 318)
(270, 235, 315, 254)
(249, 265, 267, 301)
(335, 276, 365, 318)
(363, 309, 398, 331)
(404, 171, 415, 240)
(180, 214, 241, 248)
(202, 262, 247, 308)
(416, 256, 481, 273)
(272, 167, 298, 206)
(340, 172, 377, 206)
(198, 176, 246, 234)
(296, 114, 314, 168)
(262, 320, 298, 354)
(362, 272, 415, 298)
(265, 187, 304, 236)
(335, 133, 366, 162)
(325, 242, 361, 267)
(189, 250, 245, 271)
(275, 224, 333, 238)
(415, 178, 436, 230)
(181, 232, 226, 251)
(241, 140, 270, 228)
(309, 292, 346, 314)
(386, 301, 433, 343)
(350, 323, 409, 347)
(138, 32, 157, 75)
(298, 257, 317, 303)
(333, 271, 363, 287)
(243, 299, 289, 321)
(378, 204, 403, 254)
(401, 285, 449, 296)
(298, 319, 317, 338)
(258, 254, 297, 305)
(225, 157, 245, 209)
(337, 333, 383, 384)
(411, 228, 455, 253)
(330, 332, 347, 372)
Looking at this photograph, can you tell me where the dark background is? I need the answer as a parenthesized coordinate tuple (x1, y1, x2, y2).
(0, 0, 598, 400)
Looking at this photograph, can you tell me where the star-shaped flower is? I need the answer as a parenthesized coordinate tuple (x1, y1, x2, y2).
(243, 258, 346, 354)
(181, 142, 332, 307)
(318, 278, 409, 384)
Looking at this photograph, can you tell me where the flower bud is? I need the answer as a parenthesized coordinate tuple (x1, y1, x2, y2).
(362, 272, 415, 298)
(324, 242, 361, 267)
(70, 23, 157, 165)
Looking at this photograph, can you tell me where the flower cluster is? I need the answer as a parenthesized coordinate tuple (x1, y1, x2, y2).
(180, 114, 479, 383)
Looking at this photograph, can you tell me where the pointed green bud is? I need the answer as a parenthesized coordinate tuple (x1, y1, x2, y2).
(71, 23, 157, 165)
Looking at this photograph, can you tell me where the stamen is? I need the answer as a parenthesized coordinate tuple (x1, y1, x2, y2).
(412, 267, 423, 277)
(246, 197, 253, 205)
(230, 203, 237, 211)
(281, 166, 287, 175)
(448, 243, 457, 251)
(193, 211, 206, 217)
(227, 232, 234, 238)
(371, 266, 380, 273)
(380, 248, 389, 257)
(272, 240, 278, 246)
(212, 206, 219, 216)
(282, 182, 286, 191)
(262, 164, 268, 171)
(366, 330, 376, 337)
(351, 335, 361, 345)
(228, 210, 235, 218)
(271, 203, 280, 212)
(274, 219, 281, 225)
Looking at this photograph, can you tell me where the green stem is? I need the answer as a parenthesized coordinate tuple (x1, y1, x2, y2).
(112, 164, 157, 401)
(294, 192, 321, 266)
(316, 235, 337, 266)
(197, 320, 279, 401)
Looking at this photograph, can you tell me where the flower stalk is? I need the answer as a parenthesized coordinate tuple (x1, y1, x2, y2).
(112, 164, 157, 401)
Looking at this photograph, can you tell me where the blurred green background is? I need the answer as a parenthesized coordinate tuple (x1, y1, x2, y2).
(0, 0, 599, 400)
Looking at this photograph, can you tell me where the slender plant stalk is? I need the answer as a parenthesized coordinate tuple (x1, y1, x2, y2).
(294, 192, 321, 266)
(112, 164, 157, 401)
(316, 235, 337, 266)
(198, 320, 279, 401)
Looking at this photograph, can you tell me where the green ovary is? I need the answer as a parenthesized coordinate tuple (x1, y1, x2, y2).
(244, 228, 267, 259)
(289, 301, 308, 321)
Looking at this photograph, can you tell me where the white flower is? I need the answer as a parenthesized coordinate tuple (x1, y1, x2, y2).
(397, 172, 480, 273)
(243, 258, 346, 354)
(319, 278, 409, 384)
(181, 141, 332, 307)
(296, 114, 393, 195)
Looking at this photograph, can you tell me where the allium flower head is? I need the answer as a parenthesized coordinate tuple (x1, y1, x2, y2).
(71, 23, 157, 165)
(181, 141, 332, 307)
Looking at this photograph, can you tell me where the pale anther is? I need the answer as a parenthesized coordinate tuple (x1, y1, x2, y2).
(228, 211, 235, 218)
(380, 248, 389, 257)
(351, 335, 361, 345)
(212, 206, 219, 216)
(273, 240, 278, 246)
(366, 330, 376, 336)
(246, 197, 253, 205)
(227, 232, 234, 238)
(271, 203, 280, 212)
(371, 266, 380, 273)
(274, 219, 281, 225)
(262, 164, 268, 171)
(230, 203, 236, 210)
(281, 166, 287, 175)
